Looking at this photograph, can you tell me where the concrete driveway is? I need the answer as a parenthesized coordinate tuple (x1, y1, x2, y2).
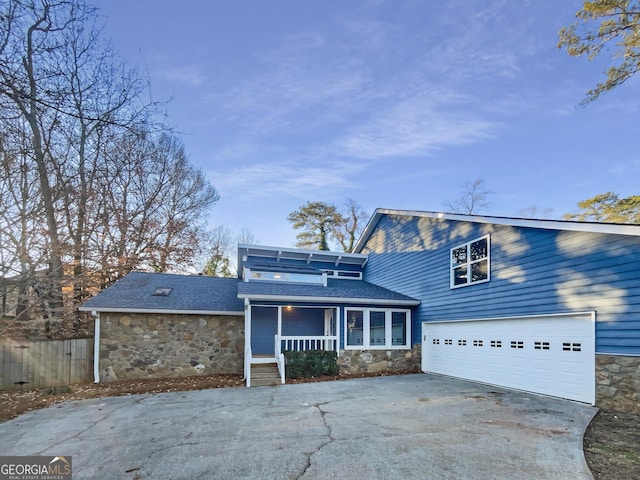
(0, 374, 596, 479)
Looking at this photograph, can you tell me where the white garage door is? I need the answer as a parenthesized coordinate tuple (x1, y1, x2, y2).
(422, 313, 595, 404)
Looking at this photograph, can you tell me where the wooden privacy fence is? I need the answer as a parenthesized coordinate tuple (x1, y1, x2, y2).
(0, 338, 93, 390)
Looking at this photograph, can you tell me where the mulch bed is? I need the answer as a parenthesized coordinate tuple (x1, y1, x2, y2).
(583, 409, 640, 480)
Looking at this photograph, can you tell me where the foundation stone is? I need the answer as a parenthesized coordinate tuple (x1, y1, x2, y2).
(338, 344, 421, 375)
(596, 354, 640, 413)
(99, 312, 244, 382)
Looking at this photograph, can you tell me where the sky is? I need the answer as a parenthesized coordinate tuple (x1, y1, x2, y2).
(97, 0, 640, 248)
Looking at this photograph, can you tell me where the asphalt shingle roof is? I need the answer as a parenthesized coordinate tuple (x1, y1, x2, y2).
(237, 278, 419, 304)
(80, 271, 244, 313)
(81, 272, 419, 313)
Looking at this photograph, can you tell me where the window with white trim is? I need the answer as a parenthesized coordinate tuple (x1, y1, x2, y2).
(450, 235, 490, 288)
(345, 308, 411, 349)
(322, 269, 362, 279)
(247, 269, 325, 285)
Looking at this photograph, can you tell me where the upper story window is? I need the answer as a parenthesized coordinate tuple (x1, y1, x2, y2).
(450, 235, 490, 289)
(322, 269, 362, 280)
(247, 270, 325, 285)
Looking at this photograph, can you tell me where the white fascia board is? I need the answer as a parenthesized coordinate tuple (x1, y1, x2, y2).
(422, 310, 596, 325)
(77, 306, 244, 316)
(354, 208, 640, 252)
(238, 243, 368, 265)
(237, 293, 420, 306)
(353, 210, 385, 253)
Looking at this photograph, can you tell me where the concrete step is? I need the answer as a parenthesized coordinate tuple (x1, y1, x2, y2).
(251, 364, 279, 373)
(251, 370, 280, 378)
(250, 364, 281, 387)
(251, 377, 281, 387)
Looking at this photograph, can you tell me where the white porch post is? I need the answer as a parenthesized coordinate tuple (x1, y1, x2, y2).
(277, 306, 283, 342)
(244, 298, 251, 382)
(336, 307, 340, 356)
(324, 309, 333, 351)
(92, 311, 100, 383)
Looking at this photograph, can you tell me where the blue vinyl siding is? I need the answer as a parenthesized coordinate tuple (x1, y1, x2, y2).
(282, 307, 325, 336)
(361, 214, 640, 355)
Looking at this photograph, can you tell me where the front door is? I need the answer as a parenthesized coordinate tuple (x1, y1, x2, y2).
(251, 306, 278, 355)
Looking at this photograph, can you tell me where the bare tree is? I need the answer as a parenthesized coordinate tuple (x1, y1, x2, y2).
(200, 226, 259, 277)
(201, 226, 235, 277)
(0, 0, 155, 318)
(332, 198, 368, 252)
(446, 179, 492, 215)
(92, 131, 218, 282)
(0, 131, 48, 321)
(0, 1, 219, 337)
(54, 12, 150, 304)
(0, 0, 84, 313)
(145, 135, 219, 273)
(238, 228, 259, 245)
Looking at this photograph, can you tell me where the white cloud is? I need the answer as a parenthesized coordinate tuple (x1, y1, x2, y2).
(154, 61, 206, 87)
(201, 1, 574, 166)
(609, 159, 640, 176)
(210, 159, 364, 201)
(214, 67, 364, 134)
(202, 2, 547, 161)
(336, 92, 500, 159)
(205, 28, 368, 135)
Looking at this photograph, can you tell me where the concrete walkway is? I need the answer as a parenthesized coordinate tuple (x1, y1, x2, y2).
(0, 374, 596, 479)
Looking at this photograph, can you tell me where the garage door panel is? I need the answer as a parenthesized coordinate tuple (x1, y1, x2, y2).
(422, 314, 595, 404)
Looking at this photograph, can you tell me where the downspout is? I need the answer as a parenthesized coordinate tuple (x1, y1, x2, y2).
(92, 311, 100, 383)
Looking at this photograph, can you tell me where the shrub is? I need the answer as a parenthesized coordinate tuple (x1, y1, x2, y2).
(284, 350, 338, 379)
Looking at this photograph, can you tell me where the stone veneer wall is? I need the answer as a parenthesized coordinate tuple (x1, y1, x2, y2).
(338, 344, 422, 374)
(596, 354, 640, 414)
(99, 312, 244, 382)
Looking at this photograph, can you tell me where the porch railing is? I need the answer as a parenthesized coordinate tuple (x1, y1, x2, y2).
(280, 336, 338, 352)
(274, 334, 285, 384)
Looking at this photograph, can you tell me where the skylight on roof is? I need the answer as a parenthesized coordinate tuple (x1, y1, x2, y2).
(152, 287, 173, 296)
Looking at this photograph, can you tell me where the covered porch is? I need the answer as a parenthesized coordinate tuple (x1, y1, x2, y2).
(244, 303, 339, 387)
